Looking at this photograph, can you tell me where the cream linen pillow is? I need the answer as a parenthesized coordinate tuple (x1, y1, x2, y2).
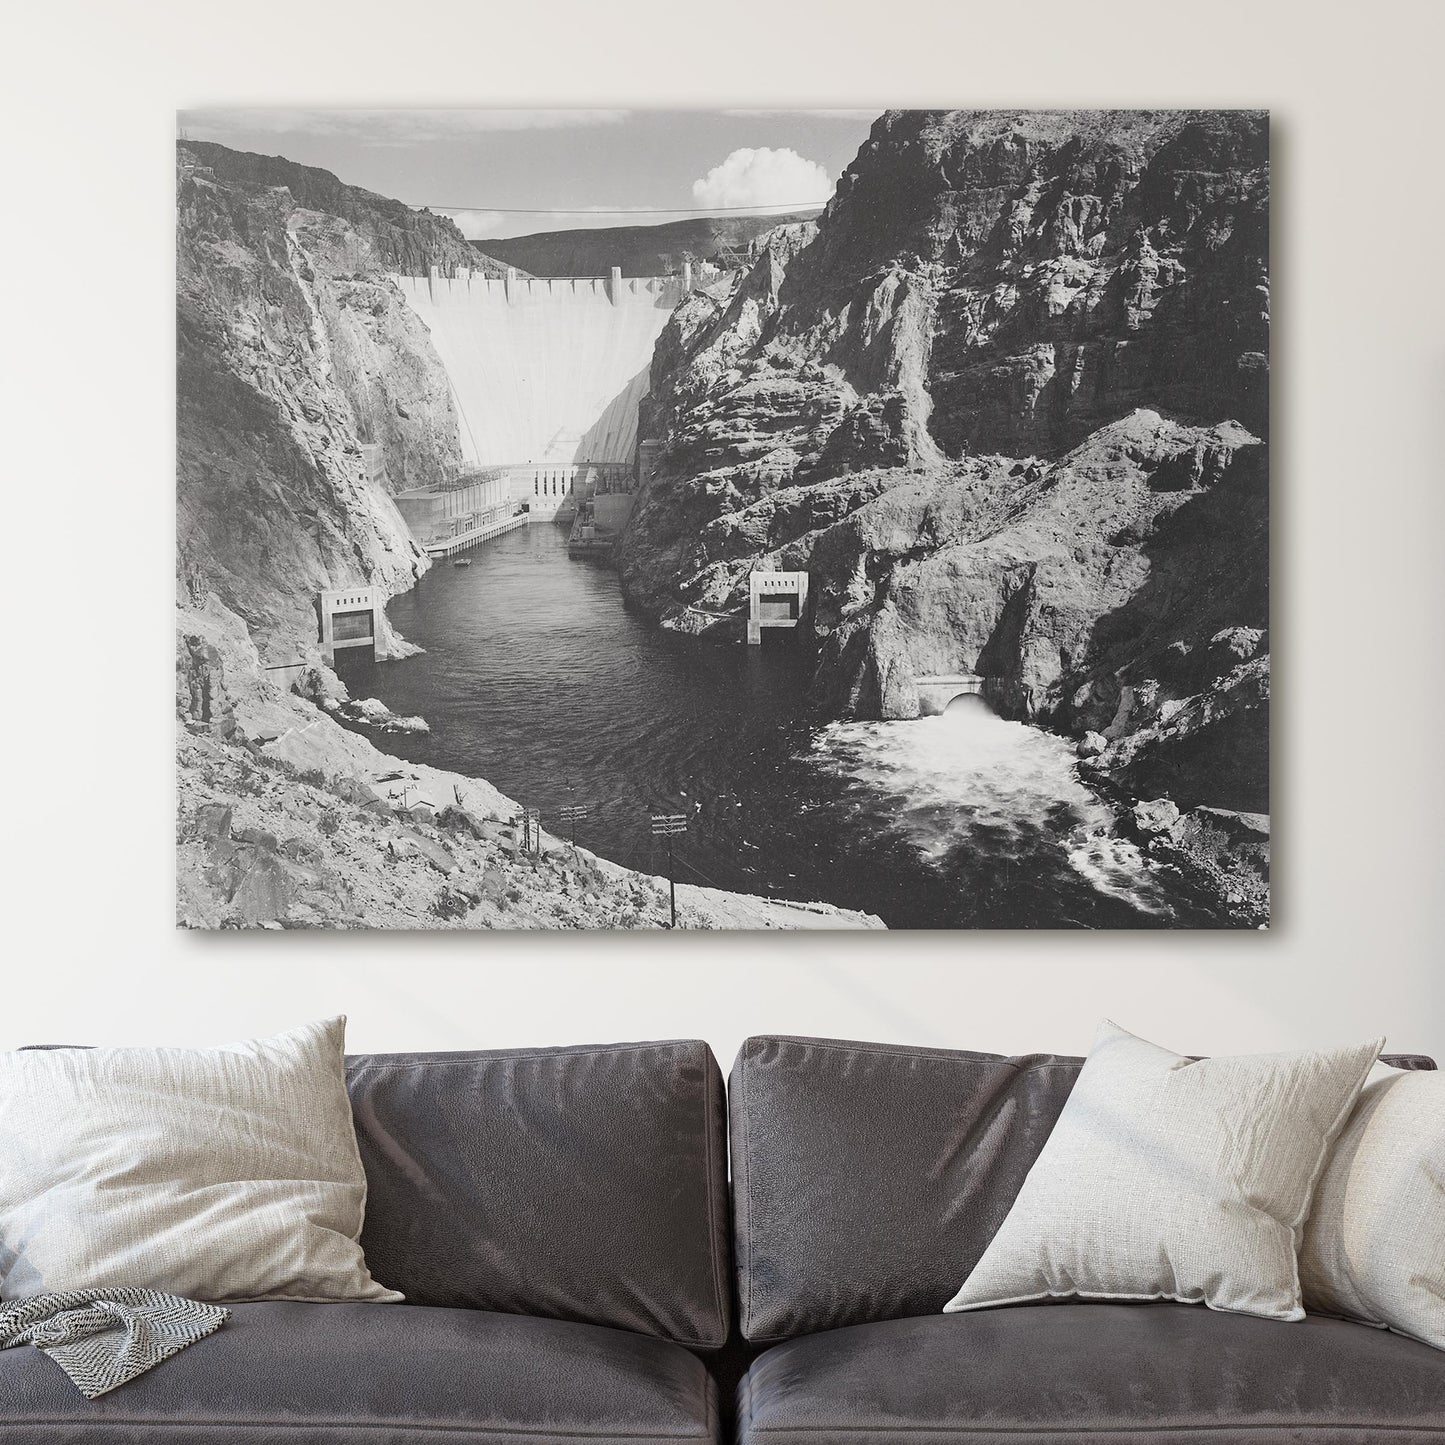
(0, 1017, 401, 1303)
(1299, 1063, 1445, 1348)
(944, 1021, 1382, 1321)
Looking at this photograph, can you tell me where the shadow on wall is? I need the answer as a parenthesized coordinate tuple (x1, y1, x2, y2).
(577, 362, 652, 463)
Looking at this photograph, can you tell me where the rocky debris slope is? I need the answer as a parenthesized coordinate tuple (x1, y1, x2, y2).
(176, 597, 882, 931)
(178, 145, 471, 663)
(619, 110, 1269, 921)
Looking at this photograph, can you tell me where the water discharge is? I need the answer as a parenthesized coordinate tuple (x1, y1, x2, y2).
(344, 525, 1225, 928)
(810, 697, 1179, 920)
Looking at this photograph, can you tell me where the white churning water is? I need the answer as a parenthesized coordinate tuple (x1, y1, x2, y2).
(808, 695, 1178, 919)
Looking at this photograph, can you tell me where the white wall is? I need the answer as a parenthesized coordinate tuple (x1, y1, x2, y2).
(6, 0, 1442, 1069)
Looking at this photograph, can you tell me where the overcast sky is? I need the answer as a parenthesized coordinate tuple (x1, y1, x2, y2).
(176, 109, 881, 239)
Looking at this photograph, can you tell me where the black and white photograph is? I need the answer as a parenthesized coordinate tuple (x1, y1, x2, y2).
(176, 107, 1269, 930)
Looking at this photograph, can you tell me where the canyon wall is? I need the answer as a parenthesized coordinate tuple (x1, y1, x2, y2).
(619, 110, 1269, 911)
(182, 142, 504, 281)
(176, 143, 473, 662)
(621, 111, 1265, 780)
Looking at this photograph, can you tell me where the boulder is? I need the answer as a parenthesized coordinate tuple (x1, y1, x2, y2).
(396, 828, 458, 875)
(1077, 731, 1108, 758)
(279, 835, 324, 866)
(176, 631, 238, 738)
(436, 805, 489, 841)
(192, 802, 233, 841)
(1132, 798, 1181, 835)
(338, 697, 431, 734)
(293, 664, 349, 711)
(226, 849, 294, 925)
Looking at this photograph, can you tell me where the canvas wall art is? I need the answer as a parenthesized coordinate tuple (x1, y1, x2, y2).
(176, 108, 1269, 931)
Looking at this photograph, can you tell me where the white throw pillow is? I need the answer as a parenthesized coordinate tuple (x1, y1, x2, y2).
(0, 1017, 401, 1303)
(1299, 1063, 1445, 1347)
(943, 1021, 1382, 1322)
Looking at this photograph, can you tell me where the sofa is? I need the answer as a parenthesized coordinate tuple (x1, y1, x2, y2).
(1, 1035, 1441, 1443)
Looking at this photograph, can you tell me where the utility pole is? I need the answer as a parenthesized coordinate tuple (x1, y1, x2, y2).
(650, 812, 688, 929)
(525, 806, 541, 858)
(559, 802, 588, 849)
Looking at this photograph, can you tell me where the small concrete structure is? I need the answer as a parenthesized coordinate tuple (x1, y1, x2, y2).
(394, 471, 512, 554)
(359, 443, 388, 488)
(423, 511, 527, 558)
(915, 673, 987, 715)
(507, 460, 636, 521)
(262, 659, 308, 692)
(638, 439, 662, 491)
(320, 587, 383, 664)
(748, 571, 809, 645)
(566, 463, 639, 558)
(394, 471, 509, 539)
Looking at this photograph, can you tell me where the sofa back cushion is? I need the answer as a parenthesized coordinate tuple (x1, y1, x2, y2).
(729, 1034, 1435, 1343)
(348, 1040, 729, 1347)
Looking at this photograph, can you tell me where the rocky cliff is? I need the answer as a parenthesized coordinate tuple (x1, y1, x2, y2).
(183, 142, 505, 280)
(619, 110, 1269, 917)
(177, 143, 475, 662)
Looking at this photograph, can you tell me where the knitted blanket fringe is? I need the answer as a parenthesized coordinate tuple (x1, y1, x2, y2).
(0, 1288, 230, 1397)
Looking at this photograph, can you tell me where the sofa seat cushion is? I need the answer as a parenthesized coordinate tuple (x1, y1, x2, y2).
(0, 1301, 718, 1444)
(737, 1304, 1445, 1444)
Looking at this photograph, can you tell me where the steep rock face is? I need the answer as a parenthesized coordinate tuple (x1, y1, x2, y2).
(177, 147, 468, 660)
(799, 109, 1268, 453)
(183, 142, 502, 278)
(619, 109, 1269, 877)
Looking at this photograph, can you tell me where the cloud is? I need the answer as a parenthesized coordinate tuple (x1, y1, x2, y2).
(438, 210, 509, 240)
(691, 147, 833, 210)
(178, 110, 629, 145)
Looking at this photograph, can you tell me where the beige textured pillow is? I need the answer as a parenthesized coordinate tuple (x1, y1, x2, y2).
(1299, 1064, 1445, 1347)
(944, 1021, 1382, 1321)
(0, 1017, 401, 1303)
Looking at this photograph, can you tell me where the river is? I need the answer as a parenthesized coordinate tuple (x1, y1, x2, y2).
(337, 523, 1226, 928)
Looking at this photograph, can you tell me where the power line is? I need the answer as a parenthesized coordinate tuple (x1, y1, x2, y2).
(423, 201, 827, 216)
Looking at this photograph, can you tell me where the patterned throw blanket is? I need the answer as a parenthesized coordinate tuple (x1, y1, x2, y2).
(0, 1289, 229, 1397)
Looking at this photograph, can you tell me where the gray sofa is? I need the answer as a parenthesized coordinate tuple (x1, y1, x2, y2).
(729, 1035, 1445, 1445)
(0, 1035, 1441, 1443)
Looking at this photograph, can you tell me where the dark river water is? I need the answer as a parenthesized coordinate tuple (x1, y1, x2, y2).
(338, 523, 1225, 929)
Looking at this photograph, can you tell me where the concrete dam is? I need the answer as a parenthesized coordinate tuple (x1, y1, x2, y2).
(394, 267, 687, 468)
